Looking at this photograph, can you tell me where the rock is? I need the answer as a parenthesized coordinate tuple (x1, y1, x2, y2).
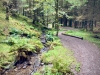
(40, 63, 44, 66)
(22, 65, 27, 69)
(14, 68, 18, 71)
(27, 61, 32, 65)
(0, 67, 3, 74)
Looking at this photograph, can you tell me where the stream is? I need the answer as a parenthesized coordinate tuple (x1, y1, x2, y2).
(1, 33, 49, 75)
(30, 33, 49, 75)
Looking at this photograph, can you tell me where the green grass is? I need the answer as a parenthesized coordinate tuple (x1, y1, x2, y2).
(0, 44, 11, 52)
(66, 30, 100, 47)
(0, 3, 79, 74)
(0, 5, 42, 68)
(40, 36, 79, 74)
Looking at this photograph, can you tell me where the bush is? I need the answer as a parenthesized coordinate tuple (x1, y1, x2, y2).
(0, 52, 15, 68)
(44, 66, 63, 75)
(9, 37, 43, 53)
(9, 28, 22, 35)
(41, 46, 75, 74)
(46, 34, 53, 41)
(2, 37, 18, 45)
(28, 38, 44, 53)
(45, 39, 62, 49)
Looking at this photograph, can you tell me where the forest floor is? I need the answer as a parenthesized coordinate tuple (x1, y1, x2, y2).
(59, 27, 100, 75)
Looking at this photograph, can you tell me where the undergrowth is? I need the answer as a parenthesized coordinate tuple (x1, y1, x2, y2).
(0, 6, 42, 68)
(0, 3, 79, 75)
(34, 35, 78, 75)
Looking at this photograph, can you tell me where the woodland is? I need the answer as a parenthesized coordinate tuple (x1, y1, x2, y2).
(0, 0, 100, 75)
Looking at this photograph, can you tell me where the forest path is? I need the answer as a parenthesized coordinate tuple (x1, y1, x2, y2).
(59, 27, 100, 75)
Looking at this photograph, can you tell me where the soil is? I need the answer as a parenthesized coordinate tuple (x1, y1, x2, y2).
(59, 27, 100, 75)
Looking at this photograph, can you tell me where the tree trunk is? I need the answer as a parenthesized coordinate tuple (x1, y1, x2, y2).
(55, 0, 59, 36)
(63, 15, 67, 26)
(84, 20, 88, 31)
(74, 21, 78, 28)
(90, 20, 93, 31)
(6, 6, 9, 20)
(94, 20, 96, 27)
(82, 20, 85, 28)
(69, 19, 72, 27)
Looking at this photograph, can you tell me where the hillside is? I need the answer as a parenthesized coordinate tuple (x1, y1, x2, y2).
(0, 1, 79, 75)
(0, 2, 43, 69)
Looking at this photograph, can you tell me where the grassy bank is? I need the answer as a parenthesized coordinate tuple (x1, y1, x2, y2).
(65, 30, 100, 47)
(0, 7, 44, 68)
(0, 3, 79, 74)
(34, 34, 79, 75)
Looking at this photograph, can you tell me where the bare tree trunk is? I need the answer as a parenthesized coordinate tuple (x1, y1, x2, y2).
(55, 0, 59, 36)
(90, 0, 95, 31)
(6, 6, 9, 20)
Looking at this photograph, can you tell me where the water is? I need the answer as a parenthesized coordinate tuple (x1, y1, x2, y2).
(1, 33, 49, 75)
(30, 33, 49, 75)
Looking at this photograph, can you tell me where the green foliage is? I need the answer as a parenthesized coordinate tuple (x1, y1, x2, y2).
(10, 28, 22, 35)
(41, 46, 75, 74)
(34, 72, 41, 75)
(43, 66, 63, 75)
(0, 4, 43, 68)
(0, 52, 15, 68)
(16, 15, 32, 23)
(8, 37, 43, 53)
(65, 0, 88, 9)
(66, 30, 87, 37)
(9, 26, 41, 38)
(75, 63, 81, 72)
(40, 30, 77, 74)
(46, 34, 53, 41)
(66, 30, 74, 34)
(66, 30, 100, 47)
(3, 37, 18, 46)
(45, 36, 61, 49)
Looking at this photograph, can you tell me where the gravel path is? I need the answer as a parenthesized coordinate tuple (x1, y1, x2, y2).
(59, 28, 100, 75)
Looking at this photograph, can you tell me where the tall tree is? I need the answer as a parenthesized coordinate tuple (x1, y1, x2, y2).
(55, 0, 59, 36)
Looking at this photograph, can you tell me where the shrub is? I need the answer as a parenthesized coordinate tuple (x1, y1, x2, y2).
(45, 39, 62, 50)
(9, 28, 22, 35)
(9, 37, 43, 53)
(2, 37, 18, 45)
(0, 52, 15, 68)
(28, 38, 44, 53)
(44, 66, 63, 75)
(41, 46, 75, 74)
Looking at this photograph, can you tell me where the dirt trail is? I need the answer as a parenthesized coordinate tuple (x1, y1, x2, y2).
(59, 27, 100, 75)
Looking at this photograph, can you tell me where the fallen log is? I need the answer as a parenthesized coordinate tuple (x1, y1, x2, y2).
(62, 33, 83, 40)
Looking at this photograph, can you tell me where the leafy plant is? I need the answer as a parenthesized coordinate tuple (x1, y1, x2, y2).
(34, 72, 41, 75)
(0, 52, 15, 68)
(75, 63, 81, 72)
(41, 46, 75, 74)
(46, 34, 53, 41)
(2, 37, 18, 45)
(10, 28, 22, 35)
(44, 66, 63, 75)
